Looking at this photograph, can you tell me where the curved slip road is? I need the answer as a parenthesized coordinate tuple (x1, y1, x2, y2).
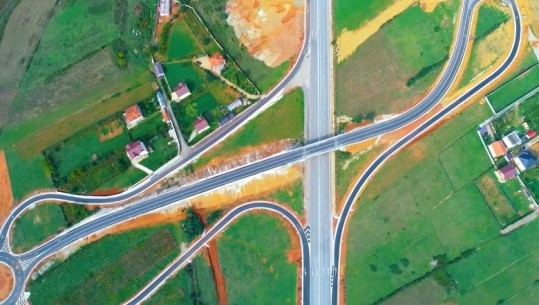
(123, 201, 309, 305)
(331, 0, 523, 303)
(0, 0, 523, 303)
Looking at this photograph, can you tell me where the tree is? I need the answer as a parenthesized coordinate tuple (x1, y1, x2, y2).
(181, 209, 204, 241)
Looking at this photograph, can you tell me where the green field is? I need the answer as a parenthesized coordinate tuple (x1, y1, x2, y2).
(144, 256, 218, 305)
(196, 88, 304, 167)
(218, 213, 297, 304)
(29, 224, 183, 305)
(139, 135, 178, 171)
(333, 0, 393, 35)
(187, 0, 289, 91)
(11, 203, 66, 252)
(166, 17, 203, 61)
(94, 166, 147, 191)
(336, 1, 458, 118)
(487, 64, 539, 111)
(344, 103, 505, 304)
(5, 148, 53, 200)
(264, 180, 304, 216)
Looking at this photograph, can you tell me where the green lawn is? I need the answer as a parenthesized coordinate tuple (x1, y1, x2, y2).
(487, 64, 539, 111)
(263, 180, 304, 216)
(521, 166, 539, 203)
(164, 62, 205, 92)
(166, 17, 203, 61)
(139, 135, 178, 171)
(187, 0, 289, 91)
(333, 0, 393, 35)
(476, 171, 520, 227)
(5, 148, 53, 200)
(144, 256, 218, 305)
(29, 224, 183, 305)
(344, 102, 500, 305)
(11, 203, 66, 253)
(94, 166, 147, 191)
(196, 88, 304, 167)
(218, 213, 297, 305)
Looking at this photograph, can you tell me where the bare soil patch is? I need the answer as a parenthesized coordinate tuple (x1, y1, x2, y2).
(0, 263, 13, 301)
(207, 240, 227, 305)
(531, 0, 539, 32)
(97, 119, 124, 142)
(0, 151, 13, 224)
(226, 0, 304, 67)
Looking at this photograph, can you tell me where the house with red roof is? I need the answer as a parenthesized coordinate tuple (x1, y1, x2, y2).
(488, 140, 507, 158)
(123, 104, 144, 129)
(194, 116, 210, 134)
(209, 52, 226, 72)
(526, 130, 537, 140)
(171, 82, 191, 102)
(125, 140, 149, 163)
(494, 164, 517, 183)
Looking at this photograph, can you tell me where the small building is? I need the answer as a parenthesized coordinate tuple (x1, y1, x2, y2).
(125, 140, 149, 163)
(157, 91, 167, 109)
(159, 0, 170, 16)
(488, 140, 507, 158)
(514, 150, 538, 172)
(218, 112, 235, 126)
(154, 63, 165, 78)
(495, 164, 517, 183)
(161, 109, 171, 123)
(171, 82, 191, 102)
(502, 131, 522, 150)
(123, 104, 144, 129)
(194, 116, 210, 134)
(209, 52, 226, 72)
(227, 98, 243, 112)
(526, 130, 537, 140)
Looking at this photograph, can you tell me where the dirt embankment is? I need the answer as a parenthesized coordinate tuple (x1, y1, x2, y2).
(531, 0, 539, 32)
(226, 0, 304, 67)
(0, 263, 13, 301)
(336, 0, 446, 63)
(205, 240, 227, 305)
(0, 151, 13, 224)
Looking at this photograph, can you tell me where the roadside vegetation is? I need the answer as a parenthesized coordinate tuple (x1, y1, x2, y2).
(487, 64, 539, 111)
(343, 101, 538, 304)
(144, 256, 218, 305)
(195, 88, 304, 168)
(264, 181, 304, 216)
(29, 224, 184, 305)
(187, 0, 290, 91)
(218, 213, 297, 304)
(11, 203, 96, 253)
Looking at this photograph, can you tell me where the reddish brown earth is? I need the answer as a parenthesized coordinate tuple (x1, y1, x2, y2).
(0, 151, 13, 224)
(226, 0, 304, 67)
(0, 263, 13, 301)
(207, 240, 227, 305)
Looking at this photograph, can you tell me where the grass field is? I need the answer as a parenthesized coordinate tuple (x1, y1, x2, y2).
(344, 102, 505, 304)
(218, 213, 297, 304)
(166, 17, 203, 61)
(459, 4, 511, 86)
(164, 62, 205, 93)
(11, 203, 66, 253)
(335, 1, 458, 118)
(5, 148, 52, 200)
(29, 224, 183, 305)
(333, 0, 393, 35)
(144, 256, 218, 305)
(487, 64, 539, 111)
(264, 181, 304, 216)
(196, 88, 304, 167)
(187, 0, 290, 91)
(94, 166, 147, 191)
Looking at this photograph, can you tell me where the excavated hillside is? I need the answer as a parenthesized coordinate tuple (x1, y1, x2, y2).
(226, 0, 304, 67)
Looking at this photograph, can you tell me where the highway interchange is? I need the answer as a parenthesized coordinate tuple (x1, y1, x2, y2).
(0, 0, 524, 304)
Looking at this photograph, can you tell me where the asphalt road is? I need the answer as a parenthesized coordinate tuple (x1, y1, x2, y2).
(123, 201, 310, 304)
(305, 0, 333, 304)
(0, 0, 523, 303)
(331, 0, 523, 303)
